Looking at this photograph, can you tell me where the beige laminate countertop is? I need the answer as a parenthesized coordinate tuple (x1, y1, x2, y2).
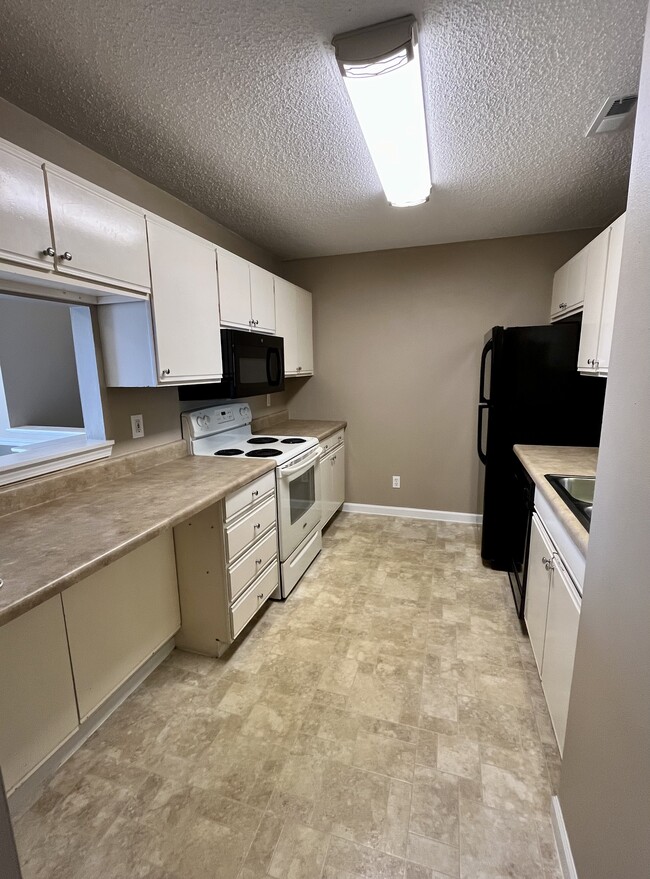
(0, 456, 274, 627)
(514, 444, 598, 556)
(255, 419, 347, 443)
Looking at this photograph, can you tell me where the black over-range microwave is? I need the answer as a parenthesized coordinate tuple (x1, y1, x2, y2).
(178, 329, 284, 401)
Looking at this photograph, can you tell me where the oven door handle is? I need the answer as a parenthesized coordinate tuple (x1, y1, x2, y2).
(278, 447, 322, 479)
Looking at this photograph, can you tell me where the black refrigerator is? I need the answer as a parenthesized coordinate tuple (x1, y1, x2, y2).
(478, 323, 606, 615)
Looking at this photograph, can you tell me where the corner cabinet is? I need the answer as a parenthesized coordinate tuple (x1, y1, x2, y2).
(275, 277, 314, 375)
(320, 430, 345, 527)
(524, 511, 581, 756)
(577, 214, 626, 377)
(98, 217, 223, 386)
(217, 248, 275, 333)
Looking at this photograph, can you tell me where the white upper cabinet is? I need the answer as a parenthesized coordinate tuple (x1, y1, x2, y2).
(147, 217, 222, 383)
(274, 277, 313, 376)
(44, 166, 151, 293)
(551, 247, 588, 320)
(249, 263, 276, 333)
(217, 249, 276, 333)
(0, 140, 54, 271)
(98, 217, 222, 386)
(577, 213, 625, 376)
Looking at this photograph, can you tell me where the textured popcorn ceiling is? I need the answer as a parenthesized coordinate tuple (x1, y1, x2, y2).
(0, 0, 644, 259)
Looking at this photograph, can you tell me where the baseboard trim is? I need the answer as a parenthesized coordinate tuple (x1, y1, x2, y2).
(551, 795, 579, 879)
(7, 637, 175, 819)
(341, 502, 482, 525)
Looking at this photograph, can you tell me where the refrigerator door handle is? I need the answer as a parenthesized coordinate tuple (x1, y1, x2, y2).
(479, 339, 493, 404)
(477, 403, 489, 464)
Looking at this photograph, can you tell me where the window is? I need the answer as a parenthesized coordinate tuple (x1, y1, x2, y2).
(0, 294, 112, 485)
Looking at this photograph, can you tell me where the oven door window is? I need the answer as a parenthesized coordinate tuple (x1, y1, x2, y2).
(289, 467, 316, 524)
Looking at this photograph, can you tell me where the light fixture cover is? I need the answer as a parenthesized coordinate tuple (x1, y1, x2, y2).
(333, 16, 432, 207)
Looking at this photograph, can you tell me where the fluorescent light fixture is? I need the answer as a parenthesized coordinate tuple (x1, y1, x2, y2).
(332, 15, 431, 207)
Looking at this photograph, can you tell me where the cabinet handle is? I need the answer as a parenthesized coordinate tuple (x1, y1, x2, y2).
(587, 358, 592, 365)
(257, 592, 264, 599)
(161, 368, 171, 376)
(297, 365, 302, 372)
(559, 302, 567, 309)
(255, 558, 263, 565)
(42, 246, 55, 257)
(254, 522, 261, 530)
(252, 490, 259, 497)
(59, 251, 73, 261)
(594, 359, 600, 368)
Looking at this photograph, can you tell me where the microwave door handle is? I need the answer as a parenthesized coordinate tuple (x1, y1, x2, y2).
(266, 348, 282, 387)
(477, 403, 488, 464)
(278, 447, 322, 479)
(479, 339, 493, 404)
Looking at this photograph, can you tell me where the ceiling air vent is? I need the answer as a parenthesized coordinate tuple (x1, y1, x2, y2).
(587, 95, 638, 136)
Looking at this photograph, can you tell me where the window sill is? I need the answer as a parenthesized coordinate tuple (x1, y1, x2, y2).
(0, 428, 114, 486)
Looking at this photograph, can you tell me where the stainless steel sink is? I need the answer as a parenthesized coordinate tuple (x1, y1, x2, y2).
(545, 475, 595, 531)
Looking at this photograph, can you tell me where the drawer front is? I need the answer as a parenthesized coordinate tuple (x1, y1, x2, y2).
(226, 496, 277, 561)
(231, 562, 279, 638)
(321, 430, 344, 454)
(228, 528, 278, 602)
(225, 472, 276, 522)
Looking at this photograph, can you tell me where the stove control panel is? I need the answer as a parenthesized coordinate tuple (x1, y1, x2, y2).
(181, 403, 252, 440)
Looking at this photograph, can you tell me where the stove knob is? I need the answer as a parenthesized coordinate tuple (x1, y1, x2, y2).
(239, 407, 247, 417)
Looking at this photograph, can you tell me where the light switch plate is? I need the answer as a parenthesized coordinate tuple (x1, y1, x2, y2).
(130, 414, 144, 439)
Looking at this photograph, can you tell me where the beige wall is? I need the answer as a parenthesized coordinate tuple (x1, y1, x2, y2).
(0, 98, 287, 455)
(0, 297, 83, 428)
(557, 7, 650, 877)
(284, 230, 596, 514)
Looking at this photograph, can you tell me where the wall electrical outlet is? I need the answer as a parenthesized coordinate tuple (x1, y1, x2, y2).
(392, 475, 401, 489)
(130, 414, 145, 439)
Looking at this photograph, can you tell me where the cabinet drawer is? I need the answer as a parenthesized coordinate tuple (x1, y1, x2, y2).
(226, 496, 277, 561)
(321, 430, 344, 454)
(228, 528, 278, 602)
(225, 472, 276, 522)
(231, 561, 279, 638)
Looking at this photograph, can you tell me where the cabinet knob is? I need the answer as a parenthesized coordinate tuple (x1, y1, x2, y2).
(542, 556, 552, 564)
(297, 366, 302, 372)
(257, 592, 264, 600)
(59, 251, 73, 261)
(594, 359, 600, 368)
(559, 302, 567, 309)
(161, 368, 171, 376)
(255, 558, 263, 565)
(42, 246, 55, 257)
(254, 522, 261, 530)
(252, 490, 259, 497)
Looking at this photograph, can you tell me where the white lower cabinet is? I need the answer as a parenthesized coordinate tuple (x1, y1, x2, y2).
(62, 532, 181, 720)
(524, 509, 582, 756)
(320, 430, 345, 527)
(0, 597, 78, 792)
(174, 472, 279, 656)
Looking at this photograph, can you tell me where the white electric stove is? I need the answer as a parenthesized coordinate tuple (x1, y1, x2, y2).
(181, 403, 323, 598)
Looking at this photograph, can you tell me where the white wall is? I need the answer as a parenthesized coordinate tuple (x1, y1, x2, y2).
(0, 296, 83, 428)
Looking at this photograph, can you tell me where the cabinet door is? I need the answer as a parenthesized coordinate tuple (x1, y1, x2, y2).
(597, 213, 626, 372)
(275, 277, 299, 374)
(147, 217, 223, 383)
(63, 532, 180, 721)
(524, 515, 553, 675)
(0, 141, 55, 271)
(250, 264, 276, 333)
(217, 247, 252, 329)
(550, 261, 570, 320)
(565, 248, 588, 313)
(45, 166, 150, 292)
(578, 227, 610, 372)
(296, 286, 314, 374)
(541, 557, 581, 756)
(331, 442, 345, 511)
(320, 447, 335, 524)
(0, 596, 78, 792)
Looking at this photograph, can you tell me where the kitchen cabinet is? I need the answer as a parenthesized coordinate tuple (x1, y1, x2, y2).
(175, 472, 279, 656)
(541, 552, 581, 756)
(274, 277, 314, 375)
(551, 247, 588, 321)
(44, 166, 151, 294)
(578, 214, 625, 376)
(0, 139, 54, 272)
(523, 514, 554, 675)
(0, 596, 78, 792)
(320, 430, 345, 527)
(62, 532, 180, 720)
(523, 509, 582, 756)
(217, 248, 276, 333)
(98, 216, 223, 386)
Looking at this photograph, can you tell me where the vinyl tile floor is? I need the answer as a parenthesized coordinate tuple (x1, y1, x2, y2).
(15, 513, 563, 879)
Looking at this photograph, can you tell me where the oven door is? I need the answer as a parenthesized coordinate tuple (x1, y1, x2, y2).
(232, 331, 284, 397)
(276, 447, 322, 560)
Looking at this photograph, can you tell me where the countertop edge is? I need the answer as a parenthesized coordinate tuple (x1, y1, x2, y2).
(0, 457, 275, 628)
